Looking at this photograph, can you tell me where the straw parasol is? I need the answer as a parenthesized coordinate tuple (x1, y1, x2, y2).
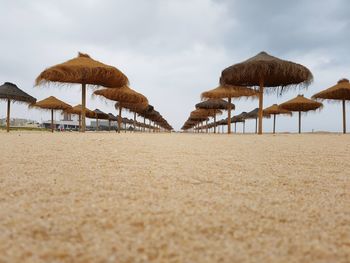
(245, 108, 271, 134)
(280, 95, 322, 133)
(93, 109, 109, 131)
(201, 85, 258, 133)
(30, 96, 72, 132)
(264, 104, 292, 134)
(65, 104, 96, 130)
(312, 78, 350, 133)
(0, 82, 36, 132)
(220, 51, 313, 134)
(108, 113, 118, 131)
(35, 52, 128, 132)
(230, 112, 248, 133)
(195, 99, 235, 133)
(94, 86, 148, 133)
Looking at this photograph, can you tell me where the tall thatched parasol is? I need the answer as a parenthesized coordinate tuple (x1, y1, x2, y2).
(0, 82, 36, 132)
(94, 86, 148, 133)
(264, 104, 292, 134)
(312, 78, 350, 133)
(30, 96, 72, 132)
(201, 85, 258, 133)
(196, 99, 234, 133)
(93, 109, 109, 131)
(220, 51, 313, 134)
(280, 95, 322, 133)
(35, 52, 128, 132)
(65, 104, 96, 130)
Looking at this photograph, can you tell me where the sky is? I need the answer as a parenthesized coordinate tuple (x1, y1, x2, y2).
(0, 0, 349, 132)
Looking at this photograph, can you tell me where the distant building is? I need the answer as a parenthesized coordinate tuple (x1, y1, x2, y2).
(0, 118, 40, 127)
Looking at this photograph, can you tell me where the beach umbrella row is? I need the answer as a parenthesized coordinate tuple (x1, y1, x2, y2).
(201, 85, 258, 133)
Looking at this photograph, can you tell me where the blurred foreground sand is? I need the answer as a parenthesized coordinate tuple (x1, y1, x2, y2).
(0, 132, 349, 262)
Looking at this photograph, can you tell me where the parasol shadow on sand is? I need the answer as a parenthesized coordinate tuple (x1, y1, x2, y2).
(220, 51, 313, 135)
(30, 96, 72, 132)
(312, 78, 350, 134)
(201, 85, 258, 133)
(35, 52, 128, 132)
(264, 104, 292, 134)
(280, 95, 322, 133)
(0, 82, 36, 132)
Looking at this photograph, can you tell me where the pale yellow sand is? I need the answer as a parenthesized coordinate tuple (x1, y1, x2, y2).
(0, 132, 349, 262)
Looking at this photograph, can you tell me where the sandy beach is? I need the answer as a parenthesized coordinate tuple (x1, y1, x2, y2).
(0, 132, 349, 262)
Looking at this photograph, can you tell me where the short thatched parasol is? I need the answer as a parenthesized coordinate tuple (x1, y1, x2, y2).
(312, 78, 350, 133)
(93, 109, 109, 131)
(201, 85, 258, 133)
(94, 86, 148, 133)
(244, 108, 271, 133)
(263, 104, 292, 134)
(108, 113, 118, 131)
(30, 96, 72, 132)
(0, 82, 36, 132)
(280, 95, 322, 133)
(35, 52, 128, 132)
(220, 51, 313, 134)
(65, 104, 96, 130)
(195, 99, 235, 133)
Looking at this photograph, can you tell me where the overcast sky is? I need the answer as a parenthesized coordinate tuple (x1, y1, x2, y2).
(1, 0, 349, 132)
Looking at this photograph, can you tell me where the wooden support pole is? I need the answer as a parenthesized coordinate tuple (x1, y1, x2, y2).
(81, 83, 86, 132)
(6, 99, 10, 132)
(258, 80, 264, 134)
(343, 100, 346, 134)
(51, 109, 54, 133)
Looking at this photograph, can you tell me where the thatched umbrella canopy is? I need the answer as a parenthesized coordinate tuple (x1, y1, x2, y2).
(0, 82, 36, 132)
(196, 99, 235, 133)
(220, 51, 313, 134)
(94, 86, 148, 133)
(30, 96, 72, 132)
(35, 52, 128, 132)
(65, 104, 96, 130)
(312, 78, 350, 134)
(201, 85, 258, 133)
(280, 95, 322, 133)
(264, 104, 292, 134)
(93, 109, 109, 131)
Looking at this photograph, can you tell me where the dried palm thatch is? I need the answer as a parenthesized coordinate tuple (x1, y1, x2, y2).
(312, 78, 350, 133)
(30, 96, 71, 110)
(94, 86, 148, 133)
(263, 104, 292, 134)
(280, 95, 322, 133)
(35, 52, 128, 88)
(201, 85, 258, 100)
(0, 82, 36, 132)
(94, 86, 148, 104)
(220, 51, 313, 134)
(35, 52, 128, 132)
(201, 85, 256, 134)
(30, 96, 72, 132)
